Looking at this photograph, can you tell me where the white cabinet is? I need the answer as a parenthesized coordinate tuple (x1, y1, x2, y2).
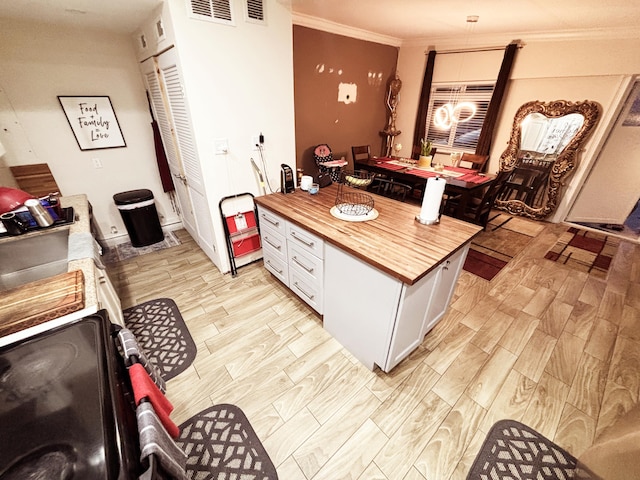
(258, 206, 324, 313)
(95, 265, 124, 327)
(423, 244, 468, 336)
(324, 243, 469, 373)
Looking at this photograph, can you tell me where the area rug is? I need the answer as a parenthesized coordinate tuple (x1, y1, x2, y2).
(467, 419, 597, 479)
(544, 227, 620, 279)
(122, 298, 196, 381)
(103, 231, 181, 264)
(463, 212, 545, 281)
(177, 404, 278, 480)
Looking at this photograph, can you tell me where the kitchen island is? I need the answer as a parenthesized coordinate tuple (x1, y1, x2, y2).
(254, 184, 482, 372)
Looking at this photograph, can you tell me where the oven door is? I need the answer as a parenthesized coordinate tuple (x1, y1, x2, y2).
(0, 310, 141, 479)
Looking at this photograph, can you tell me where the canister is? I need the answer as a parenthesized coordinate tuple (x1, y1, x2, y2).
(24, 199, 54, 227)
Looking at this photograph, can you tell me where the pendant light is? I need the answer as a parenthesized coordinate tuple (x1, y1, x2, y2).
(434, 15, 479, 130)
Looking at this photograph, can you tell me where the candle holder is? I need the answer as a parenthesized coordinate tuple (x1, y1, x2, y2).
(415, 214, 440, 225)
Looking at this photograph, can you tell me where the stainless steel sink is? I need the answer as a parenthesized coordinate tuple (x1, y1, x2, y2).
(0, 227, 70, 291)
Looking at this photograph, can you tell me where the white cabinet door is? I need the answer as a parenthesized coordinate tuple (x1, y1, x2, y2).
(140, 56, 197, 238)
(141, 50, 217, 263)
(423, 244, 468, 336)
(384, 268, 440, 372)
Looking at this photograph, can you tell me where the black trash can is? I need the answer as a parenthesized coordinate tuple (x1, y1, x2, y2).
(113, 189, 164, 247)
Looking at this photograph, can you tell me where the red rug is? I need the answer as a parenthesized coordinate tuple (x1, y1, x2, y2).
(544, 226, 619, 279)
(463, 248, 508, 281)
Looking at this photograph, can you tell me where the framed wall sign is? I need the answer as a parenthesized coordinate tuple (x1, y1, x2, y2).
(58, 96, 126, 150)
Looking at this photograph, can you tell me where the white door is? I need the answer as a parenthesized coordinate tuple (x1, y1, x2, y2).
(567, 79, 640, 224)
(140, 56, 197, 237)
(141, 49, 217, 262)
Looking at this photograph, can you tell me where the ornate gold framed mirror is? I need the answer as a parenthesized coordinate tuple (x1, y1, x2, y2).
(494, 99, 601, 220)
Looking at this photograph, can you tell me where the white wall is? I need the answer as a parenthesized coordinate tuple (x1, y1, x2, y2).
(0, 19, 180, 241)
(567, 79, 640, 224)
(158, 0, 297, 272)
(395, 36, 640, 222)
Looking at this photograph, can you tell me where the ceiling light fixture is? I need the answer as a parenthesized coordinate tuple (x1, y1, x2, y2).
(433, 15, 480, 130)
(433, 101, 477, 129)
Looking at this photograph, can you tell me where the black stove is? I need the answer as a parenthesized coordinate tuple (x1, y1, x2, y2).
(0, 311, 140, 479)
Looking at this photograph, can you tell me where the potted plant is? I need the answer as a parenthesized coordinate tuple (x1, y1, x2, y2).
(418, 138, 433, 167)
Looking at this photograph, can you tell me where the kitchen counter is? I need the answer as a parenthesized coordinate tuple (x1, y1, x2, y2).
(0, 194, 102, 345)
(254, 184, 483, 285)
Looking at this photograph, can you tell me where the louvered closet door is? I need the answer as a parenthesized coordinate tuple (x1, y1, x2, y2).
(155, 49, 216, 262)
(140, 56, 198, 239)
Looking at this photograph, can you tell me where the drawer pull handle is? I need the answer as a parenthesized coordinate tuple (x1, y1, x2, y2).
(292, 256, 314, 273)
(294, 282, 315, 300)
(266, 260, 283, 274)
(261, 214, 280, 227)
(290, 231, 314, 247)
(264, 237, 281, 250)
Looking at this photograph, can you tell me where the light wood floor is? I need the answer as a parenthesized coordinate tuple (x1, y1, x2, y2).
(108, 216, 640, 480)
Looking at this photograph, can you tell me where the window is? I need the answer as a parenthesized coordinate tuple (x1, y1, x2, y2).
(424, 83, 495, 152)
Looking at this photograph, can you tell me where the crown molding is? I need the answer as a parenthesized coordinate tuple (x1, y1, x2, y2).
(292, 13, 402, 47)
(399, 26, 640, 49)
(291, 12, 640, 50)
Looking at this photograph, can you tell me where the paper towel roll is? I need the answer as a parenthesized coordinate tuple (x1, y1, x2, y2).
(419, 177, 446, 222)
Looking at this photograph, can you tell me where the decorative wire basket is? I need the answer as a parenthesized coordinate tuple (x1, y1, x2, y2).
(335, 170, 376, 216)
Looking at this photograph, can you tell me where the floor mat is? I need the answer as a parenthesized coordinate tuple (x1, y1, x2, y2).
(103, 231, 181, 264)
(177, 404, 278, 480)
(467, 419, 598, 479)
(122, 298, 196, 381)
(463, 213, 545, 281)
(544, 227, 620, 279)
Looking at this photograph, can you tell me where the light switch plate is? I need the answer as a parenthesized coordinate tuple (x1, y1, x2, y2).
(214, 138, 229, 155)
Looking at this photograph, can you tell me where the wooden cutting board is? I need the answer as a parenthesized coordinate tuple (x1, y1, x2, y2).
(0, 270, 84, 338)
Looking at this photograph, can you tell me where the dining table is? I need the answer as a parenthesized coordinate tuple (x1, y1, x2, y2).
(354, 156, 495, 218)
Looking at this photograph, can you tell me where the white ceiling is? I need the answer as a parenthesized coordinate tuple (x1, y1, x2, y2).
(0, 0, 638, 43)
(288, 0, 640, 44)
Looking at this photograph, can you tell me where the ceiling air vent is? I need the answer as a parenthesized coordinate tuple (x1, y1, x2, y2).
(189, 0, 235, 26)
(245, 0, 265, 24)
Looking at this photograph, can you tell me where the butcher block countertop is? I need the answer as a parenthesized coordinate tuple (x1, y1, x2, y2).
(0, 270, 85, 337)
(254, 184, 483, 285)
(0, 194, 97, 342)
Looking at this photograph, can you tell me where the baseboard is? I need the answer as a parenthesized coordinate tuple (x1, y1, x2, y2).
(99, 221, 183, 248)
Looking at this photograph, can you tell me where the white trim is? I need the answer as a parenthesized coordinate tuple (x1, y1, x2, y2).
(292, 12, 402, 47)
(402, 26, 640, 48)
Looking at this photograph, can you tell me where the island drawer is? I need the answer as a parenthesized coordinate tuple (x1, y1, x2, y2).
(289, 269, 323, 314)
(288, 242, 323, 287)
(286, 223, 323, 259)
(257, 206, 286, 237)
(261, 223, 286, 260)
(263, 248, 289, 286)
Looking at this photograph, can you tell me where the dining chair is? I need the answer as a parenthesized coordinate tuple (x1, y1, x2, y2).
(443, 170, 511, 228)
(369, 177, 412, 202)
(351, 145, 371, 163)
(459, 153, 489, 172)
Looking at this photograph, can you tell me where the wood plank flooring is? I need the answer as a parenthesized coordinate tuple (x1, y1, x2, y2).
(108, 217, 640, 479)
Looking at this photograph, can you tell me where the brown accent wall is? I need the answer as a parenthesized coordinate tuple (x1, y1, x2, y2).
(293, 26, 398, 179)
